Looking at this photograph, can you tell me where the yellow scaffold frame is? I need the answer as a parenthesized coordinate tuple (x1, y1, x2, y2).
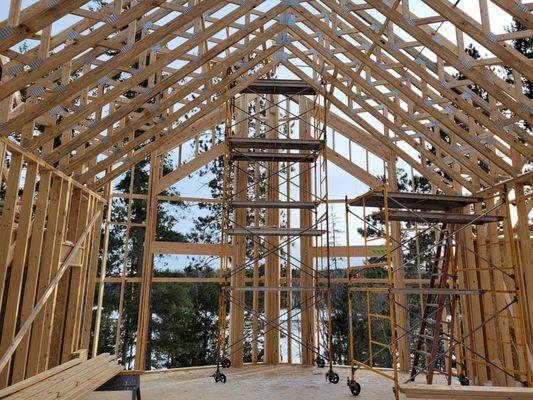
(345, 184, 400, 399)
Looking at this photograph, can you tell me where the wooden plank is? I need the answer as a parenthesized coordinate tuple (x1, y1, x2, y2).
(228, 137, 323, 150)
(151, 241, 236, 256)
(0, 153, 24, 311)
(229, 95, 248, 367)
(228, 227, 326, 236)
(79, 200, 105, 350)
(264, 93, 280, 365)
(312, 245, 386, 258)
(327, 146, 383, 188)
(0, 358, 81, 398)
(25, 178, 67, 377)
(36, 178, 72, 373)
(156, 143, 224, 194)
(231, 152, 317, 163)
(229, 200, 317, 209)
(401, 384, 533, 399)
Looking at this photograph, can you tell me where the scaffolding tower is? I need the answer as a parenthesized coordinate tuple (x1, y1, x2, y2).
(345, 187, 531, 397)
(212, 79, 338, 385)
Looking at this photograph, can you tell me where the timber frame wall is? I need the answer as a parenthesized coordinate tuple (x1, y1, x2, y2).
(0, 0, 531, 391)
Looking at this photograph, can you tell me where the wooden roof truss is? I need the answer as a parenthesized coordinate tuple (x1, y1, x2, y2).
(0, 0, 531, 194)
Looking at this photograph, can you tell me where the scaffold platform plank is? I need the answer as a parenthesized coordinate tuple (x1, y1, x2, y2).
(228, 137, 324, 151)
(228, 227, 325, 236)
(229, 200, 318, 209)
(371, 210, 503, 225)
(241, 79, 316, 95)
(230, 152, 317, 163)
(350, 191, 483, 211)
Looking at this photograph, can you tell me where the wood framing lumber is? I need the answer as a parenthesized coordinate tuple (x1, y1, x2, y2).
(156, 143, 224, 193)
(312, 245, 386, 258)
(282, 60, 459, 195)
(89, 50, 278, 189)
(0, 0, 91, 53)
(326, 146, 383, 188)
(0, 209, 101, 374)
(76, 22, 283, 183)
(283, 43, 481, 191)
(364, 0, 533, 126)
(151, 241, 236, 257)
(291, 7, 520, 178)
(401, 384, 533, 399)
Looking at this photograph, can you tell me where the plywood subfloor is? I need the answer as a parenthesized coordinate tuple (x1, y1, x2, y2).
(87, 364, 426, 400)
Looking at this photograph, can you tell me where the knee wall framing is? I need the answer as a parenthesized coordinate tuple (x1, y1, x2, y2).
(0, 139, 105, 389)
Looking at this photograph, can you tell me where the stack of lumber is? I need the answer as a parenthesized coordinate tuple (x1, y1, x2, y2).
(401, 384, 533, 400)
(0, 353, 122, 400)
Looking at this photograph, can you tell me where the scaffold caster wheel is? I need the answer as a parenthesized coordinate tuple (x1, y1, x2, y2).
(326, 370, 339, 384)
(213, 371, 227, 383)
(221, 358, 231, 368)
(459, 374, 470, 386)
(347, 379, 361, 396)
(315, 357, 325, 368)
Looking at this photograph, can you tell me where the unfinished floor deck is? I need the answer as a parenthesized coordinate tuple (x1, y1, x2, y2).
(86, 365, 452, 400)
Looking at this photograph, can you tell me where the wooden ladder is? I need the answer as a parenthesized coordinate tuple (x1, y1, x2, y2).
(410, 224, 457, 384)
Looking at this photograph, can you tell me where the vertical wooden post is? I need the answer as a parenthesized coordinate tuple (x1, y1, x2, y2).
(37, 179, 72, 373)
(264, 94, 280, 364)
(11, 170, 52, 383)
(0, 161, 38, 387)
(229, 95, 247, 367)
(92, 178, 113, 358)
(387, 160, 409, 371)
(251, 97, 260, 364)
(80, 200, 106, 351)
(299, 96, 315, 365)
(135, 152, 160, 370)
(486, 196, 515, 386)
(48, 188, 83, 368)
(61, 194, 95, 362)
(514, 183, 533, 349)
